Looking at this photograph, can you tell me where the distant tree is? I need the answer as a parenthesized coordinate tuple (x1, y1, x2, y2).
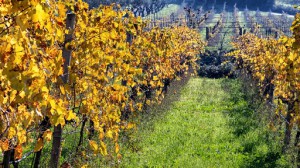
(85, 0, 166, 17)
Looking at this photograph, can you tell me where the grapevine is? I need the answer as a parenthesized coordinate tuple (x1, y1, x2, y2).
(229, 13, 300, 152)
(0, 0, 205, 166)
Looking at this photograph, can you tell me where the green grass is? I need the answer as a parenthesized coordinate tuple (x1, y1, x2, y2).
(119, 77, 288, 168)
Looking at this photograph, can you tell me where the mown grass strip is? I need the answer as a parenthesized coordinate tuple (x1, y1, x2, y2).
(120, 77, 287, 168)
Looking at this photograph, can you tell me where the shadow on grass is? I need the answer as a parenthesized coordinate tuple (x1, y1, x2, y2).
(119, 75, 191, 152)
(220, 78, 282, 168)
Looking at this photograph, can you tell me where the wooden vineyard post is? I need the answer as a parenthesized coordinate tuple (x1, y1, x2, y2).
(126, 31, 133, 45)
(124, 13, 133, 45)
(154, 10, 156, 27)
(275, 31, 278, 38)
(239, 27, 243, 36)
(3, 149, 12, 168)
(50, 13, 76, 168)
(150, 12, 153, 29)
(166, 17, 168, 27)
(61, 13, 75, 84)
(206, 27, 210, 40)
(34, 117, 51, 168)
(283, 102, 294, 153)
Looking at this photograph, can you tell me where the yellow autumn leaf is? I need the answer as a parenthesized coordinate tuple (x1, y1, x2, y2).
(279, 57, 284, 64)
(49, 99, 56, 108)
(32, 63, 40, 73)
(0, 7, 8, 14)
(60, 86, 65, 95)
(99, 130, 105, 140)
(89, 140, 98, 152)
(137, 103, 143, 111)
(153, 76, 159, 81)
(56, 29, 63, 38)
(19, 91, 25, 98)
(0, 139, 9, 151)
(106, 9, 116, 17)
(10, 90, 17, 103)
(115, 143, 120, 153)
(155, 65, 160, 70)
(45, 21, 53, 33)
(14, 145, 22, 160)
(30, 65, 40, 77)
(100, 32, 110, 43)
(82, 82, 88, 91)
(157, 81, 163, 87)
(135, 68, 143, 74)
(57, 3, 67, 18)
(17, 130, 26, 144)
(106, 130, 113, 139)
(14, 44, 24, 63)
(288, 52, 297, 61)
(127, 122, 135, 129)
(110, 29, 118, 39)
(112, 84, 121, 91)
(42, 129, 52, 142)
(149, 81, 155, 87)
(32, 3, 47, 27)
(34, 138, 44, 152)
(41, 86, 48, 93)
(123, 63, 130, 72)
(260, 75, 265, 81)
(100, 141, 108, 156)
(113, 22, 119, 28)
(81, 165, 88, 168)
(105, 56, 114, 64)
(54, 115, 65, 126)
(8, 127, 16, 139)
(65, 110, 76, 121)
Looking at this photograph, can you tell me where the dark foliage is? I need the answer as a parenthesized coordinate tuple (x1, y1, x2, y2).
(86, 0, 166, 17)
(197, 50, 236, 78)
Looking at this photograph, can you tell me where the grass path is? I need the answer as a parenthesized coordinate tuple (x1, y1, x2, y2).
(120, 77, 284, 167)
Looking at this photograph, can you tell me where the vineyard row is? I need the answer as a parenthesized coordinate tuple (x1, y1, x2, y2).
(0, 1, 206, 167)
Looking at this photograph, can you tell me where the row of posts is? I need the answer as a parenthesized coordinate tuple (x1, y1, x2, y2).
(205, 26, 246, 40)
(205, 26, 282, 40)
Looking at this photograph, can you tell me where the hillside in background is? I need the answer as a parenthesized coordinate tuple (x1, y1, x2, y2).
(191, 0, 298, 14)
(273, 0, 298, 13)
(85, 0, 298, 14)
